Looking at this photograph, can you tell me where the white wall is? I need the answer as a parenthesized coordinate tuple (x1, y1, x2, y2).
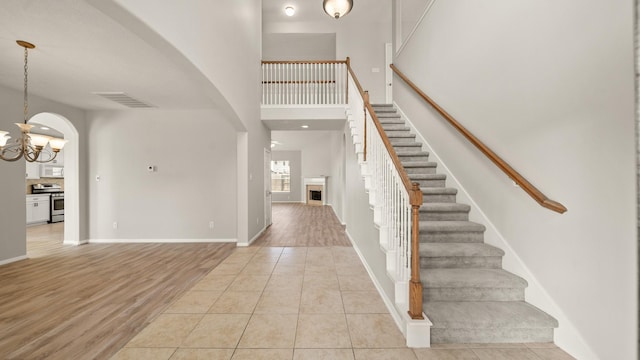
(395, 1, 636, 359)
(272, 130, 345, 210)
(87, 109, 237, 240)
(93, 0, 270, 243)
(271, 151, 302, 202)
(342, 123, 394, 299)
(263, 33, 336, 60)
(0, 85, 88, 262)
(264, 4, 392, 104)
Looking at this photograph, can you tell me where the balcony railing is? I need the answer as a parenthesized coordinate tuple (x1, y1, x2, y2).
(261, 60, 348, 105)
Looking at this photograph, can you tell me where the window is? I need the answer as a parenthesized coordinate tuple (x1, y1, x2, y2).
(271, 160, 290, 192)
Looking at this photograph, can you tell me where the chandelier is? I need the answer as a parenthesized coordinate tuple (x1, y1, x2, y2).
(323, 0, 353, 19)
(0, 40, 67, 163)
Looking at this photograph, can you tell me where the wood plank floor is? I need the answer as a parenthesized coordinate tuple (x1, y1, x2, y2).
(2, 204, 347, 359)
(0, 236, 235, 360)
(253, 204, 351, 247)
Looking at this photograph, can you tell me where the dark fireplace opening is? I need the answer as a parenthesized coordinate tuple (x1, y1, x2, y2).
(310, 190, 322, 201)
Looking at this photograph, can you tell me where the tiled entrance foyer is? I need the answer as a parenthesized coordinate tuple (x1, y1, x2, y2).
(112, 207, 574, 360)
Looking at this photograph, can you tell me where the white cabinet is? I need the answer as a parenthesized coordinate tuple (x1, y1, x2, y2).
(26, 195, 50, 225)
(26, 160, 40, 179)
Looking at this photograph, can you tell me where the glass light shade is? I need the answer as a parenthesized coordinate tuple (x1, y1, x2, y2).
(15, 123, 34, 133)
(323, 0, 353, 19)
(285, 6, 295, 16)
(0, 133, 10, 147)
(29, 133, 51, 148)
(49, 137, 68, 151)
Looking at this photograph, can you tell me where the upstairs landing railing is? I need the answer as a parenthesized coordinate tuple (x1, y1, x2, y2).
(261, 60, 348, 105)
(261, 58, 425, 320)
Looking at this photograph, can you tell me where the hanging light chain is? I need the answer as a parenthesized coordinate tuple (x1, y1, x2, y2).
(23, 45, 29, 124)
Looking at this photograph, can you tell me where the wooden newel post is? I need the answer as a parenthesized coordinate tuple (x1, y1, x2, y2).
(408, 182, 424, 320)
(363, 90, 369, 162)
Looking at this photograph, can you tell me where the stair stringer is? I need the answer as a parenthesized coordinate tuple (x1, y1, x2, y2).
(394, 103, 594, 355)
(345, 107, 432, 348)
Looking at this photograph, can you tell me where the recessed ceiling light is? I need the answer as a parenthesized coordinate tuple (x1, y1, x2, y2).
(271, 143, 276, 148)
(40, 126, 50, 130)
(301, 125, 309, 129)
(285, 6, 295, 16)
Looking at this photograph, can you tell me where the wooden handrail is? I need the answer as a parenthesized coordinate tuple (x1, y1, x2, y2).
(261, 60, 347, 64)
(391, 64, 567, 214)
(347, 59, 424, 320)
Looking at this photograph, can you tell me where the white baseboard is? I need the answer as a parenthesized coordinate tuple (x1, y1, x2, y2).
(345, 230, 431, 347)
(88, 238, 237, 244)
(0, 255, 28, 266)
(271, 201, 304, 203)
(328, 204, 346, 226)
(237, 226, 267, 247)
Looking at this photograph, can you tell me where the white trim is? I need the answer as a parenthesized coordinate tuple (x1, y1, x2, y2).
(346, 229, 432, 348)
(88, 238, 237, 244)
(329, 204, 346, 226)
(237, 226, 267, 247)
(345, 230, 404, 332)
(0, 255, 28, 266)
(396, 0, 438, 57)
(271, 201, 304, 204)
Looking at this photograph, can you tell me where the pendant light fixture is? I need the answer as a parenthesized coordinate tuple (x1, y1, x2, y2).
(323, 0, 353, 19)
(0, 40, 67, 163)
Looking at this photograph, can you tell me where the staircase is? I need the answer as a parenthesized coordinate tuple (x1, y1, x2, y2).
(371, 104, 558, 344)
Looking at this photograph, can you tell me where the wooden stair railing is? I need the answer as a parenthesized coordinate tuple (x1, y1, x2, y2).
(391, 64, 567, 214)
(347, 59, 425, 320)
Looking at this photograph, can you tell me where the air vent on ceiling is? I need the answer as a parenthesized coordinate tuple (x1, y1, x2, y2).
(92, 92, 155, 108)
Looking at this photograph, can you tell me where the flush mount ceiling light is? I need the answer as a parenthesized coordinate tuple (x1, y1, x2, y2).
(0, 41, 67, 163)
(284, 6, 295, 16)
(323, 0, 353, 19)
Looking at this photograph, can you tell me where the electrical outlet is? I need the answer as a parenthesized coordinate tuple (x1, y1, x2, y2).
(209, 221, 215, 229)
(113, 222, 118, 229)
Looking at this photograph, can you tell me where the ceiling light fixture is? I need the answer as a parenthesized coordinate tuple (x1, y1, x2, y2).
(301, 125, 309, 129)
(323, 0, 353, 19)
(284, 6, 295, 16)
(0, 41, 67, 163)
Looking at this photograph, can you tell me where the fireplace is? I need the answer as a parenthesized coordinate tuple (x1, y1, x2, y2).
(306, 185, 323, 206)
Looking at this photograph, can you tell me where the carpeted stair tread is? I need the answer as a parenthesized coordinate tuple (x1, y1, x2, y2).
(387, 133, 415, 138)
(422, 187, 458, 195)
(371, 103, 394, 107)
(421, 268, 527, 289)
(402, 161, 437, 168)
(396, 150, 430, 157)
(420, 220, 486, 233)
(410, 174, 447, 181)
(391, 142, 423, 147)
(376, 113, 402, 118)
(377, 118, 405, 124)
(420, 243, 504, 258)
(420, 203, 470, 213)
(425, 301, 558, 329)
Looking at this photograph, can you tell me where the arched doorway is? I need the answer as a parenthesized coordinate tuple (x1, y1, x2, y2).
(28, 113, 80, 245)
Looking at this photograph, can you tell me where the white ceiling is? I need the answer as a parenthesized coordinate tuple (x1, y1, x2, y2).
(0, 0, 214, 110)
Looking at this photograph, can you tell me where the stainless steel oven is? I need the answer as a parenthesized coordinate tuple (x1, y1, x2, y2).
(32, 183, 64, 223)
(50, 192, 64, 223)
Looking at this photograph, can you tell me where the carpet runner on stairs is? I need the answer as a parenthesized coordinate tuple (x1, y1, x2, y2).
(371, 104, 558, 344)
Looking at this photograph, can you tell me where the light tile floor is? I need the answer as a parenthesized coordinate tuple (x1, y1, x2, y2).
(111, 246, 576, 360)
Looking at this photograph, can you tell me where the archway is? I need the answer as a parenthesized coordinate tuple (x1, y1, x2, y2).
(28, 113, 80, 245)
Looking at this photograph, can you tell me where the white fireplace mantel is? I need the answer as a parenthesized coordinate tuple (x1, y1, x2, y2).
(303, 176, 327, 205)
